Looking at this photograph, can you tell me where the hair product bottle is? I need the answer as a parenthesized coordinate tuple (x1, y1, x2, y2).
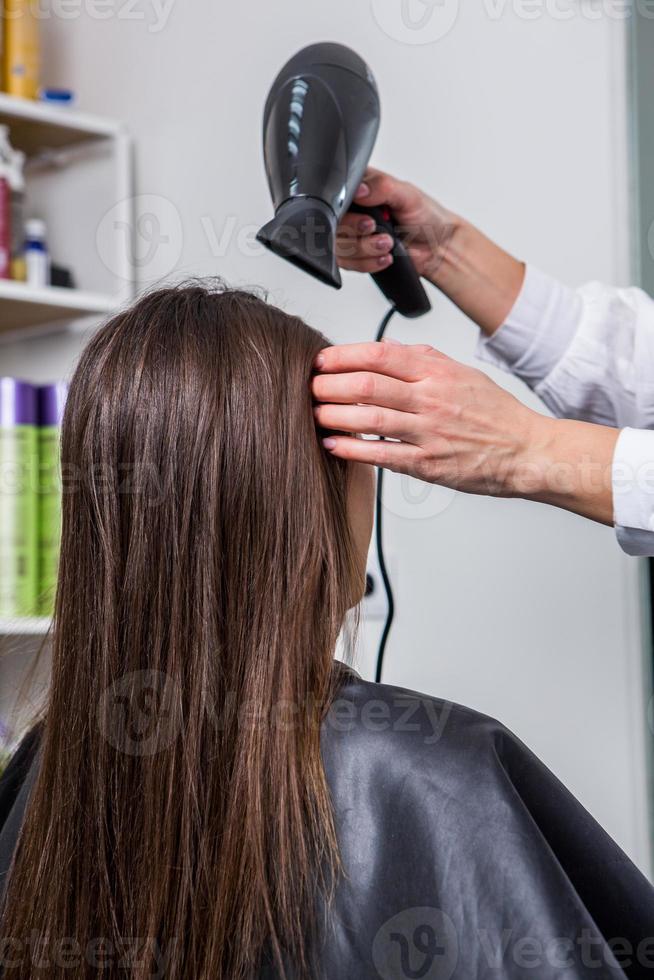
(9, 150, 26, 281)
(0, 126, 13, 280)
(0, 127, 18, 280)
(3, 0, 40, 100)
(25, 218, 49, 287)
(0, 157, 10, 280)
(36, 382, 67, 617)
(0, 378, 38, 619)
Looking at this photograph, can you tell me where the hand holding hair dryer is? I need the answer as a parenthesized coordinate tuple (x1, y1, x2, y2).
(257, 43, 431, 319)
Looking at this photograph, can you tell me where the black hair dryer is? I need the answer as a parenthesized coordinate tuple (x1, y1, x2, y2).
(256, 43, 431, 319)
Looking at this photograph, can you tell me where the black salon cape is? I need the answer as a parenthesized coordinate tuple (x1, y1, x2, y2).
(0, 669, 653, 979)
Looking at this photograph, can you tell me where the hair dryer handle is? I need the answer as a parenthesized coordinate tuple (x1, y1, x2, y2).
(348, 203, 431, 319)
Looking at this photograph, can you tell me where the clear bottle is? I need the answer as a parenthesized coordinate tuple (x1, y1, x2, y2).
(24, 218, 49, 288)
(0, 126, 13, 160)
(0, 127, 13, 280)
(9, 151, 26, 282)
(0, 161, 10, 280)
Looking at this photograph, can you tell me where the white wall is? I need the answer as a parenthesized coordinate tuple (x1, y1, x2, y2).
(2, 0, 652, 872)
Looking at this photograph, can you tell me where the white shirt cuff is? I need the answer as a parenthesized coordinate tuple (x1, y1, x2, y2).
(613, 427, 654, 557)
(476, 265, 584, 386)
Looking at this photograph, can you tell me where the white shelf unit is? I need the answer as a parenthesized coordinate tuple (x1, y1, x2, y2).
(0, 93, 123, 153)
(0, 280, 121, 335)
(0, 97, 134, 655)
(0, 618, 51, 636)
(0, 93, 134, 338)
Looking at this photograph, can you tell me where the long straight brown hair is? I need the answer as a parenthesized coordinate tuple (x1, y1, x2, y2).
(1, 283, 360, 978)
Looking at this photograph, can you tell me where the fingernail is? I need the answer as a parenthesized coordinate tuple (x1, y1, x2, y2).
(314, 354, 325, 368)
(374, 236, 393, 252)
(382, 337, 403, 346)
(323, 437, 337, 450)
(358, 217, 376, 233)
(378, 254, 393, 267)
(355, 182, 370, 199)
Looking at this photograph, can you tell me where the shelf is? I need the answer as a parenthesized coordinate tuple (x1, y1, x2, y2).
(0, 618, 51, 636)
(0, 93, 124, 158)
(0, 280, 121, 335)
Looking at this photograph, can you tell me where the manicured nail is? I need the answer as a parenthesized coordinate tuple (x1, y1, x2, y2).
(378, 254, 393, 267)
(358, 217, 376, 233)
(375, 235, 393, 252)
(314, 354, 325, 368)
(323, 437, 337, 450)
(355, 182, 370, 199)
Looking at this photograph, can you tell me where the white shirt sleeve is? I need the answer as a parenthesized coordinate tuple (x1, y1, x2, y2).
(476, 265, 654, 556)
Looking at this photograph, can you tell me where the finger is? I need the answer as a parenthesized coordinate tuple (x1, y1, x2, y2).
(314, 341, 446, 381)
(335, 231, 394, 261)
(321, 434, 423, 475)
(338, 211, 378, 236)
(353, 168, 412, 212)
(337, 254, 394, 274)
(312, 371, 415, 411)
(385, 341, 436, 356)
(354, 167, 393, 201)
(314, 403, 417, 440)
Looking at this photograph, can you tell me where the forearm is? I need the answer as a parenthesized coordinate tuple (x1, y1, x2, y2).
(511, 416, 619, 526)
(427, 217, 526, 338)
(423, 220, 619, 524)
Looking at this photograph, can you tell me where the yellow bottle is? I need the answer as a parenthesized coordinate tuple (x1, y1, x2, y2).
(3, 0, 40, 100)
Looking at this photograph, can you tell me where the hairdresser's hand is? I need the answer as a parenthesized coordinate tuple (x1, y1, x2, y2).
(336, 168, 526, 336)
(336, 168, 457, 282)
(312, 341, 618, 525)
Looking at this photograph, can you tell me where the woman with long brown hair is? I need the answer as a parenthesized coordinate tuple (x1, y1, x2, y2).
(0, 282, 652, 980)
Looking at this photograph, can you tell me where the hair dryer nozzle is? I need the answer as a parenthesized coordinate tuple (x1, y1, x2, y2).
(256, 197, 342, 290)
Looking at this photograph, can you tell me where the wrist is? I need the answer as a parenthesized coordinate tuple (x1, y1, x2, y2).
(509, 416, 619, 526)
(427, 216, 525, 337)
(423, 213, 468, 288)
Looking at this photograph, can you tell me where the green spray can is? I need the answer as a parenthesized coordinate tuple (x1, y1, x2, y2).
(37, 382, 67, 618)
(0, 378, 38, 618)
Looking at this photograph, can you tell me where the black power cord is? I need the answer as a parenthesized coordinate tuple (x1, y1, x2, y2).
(374, 306, 397, 683)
